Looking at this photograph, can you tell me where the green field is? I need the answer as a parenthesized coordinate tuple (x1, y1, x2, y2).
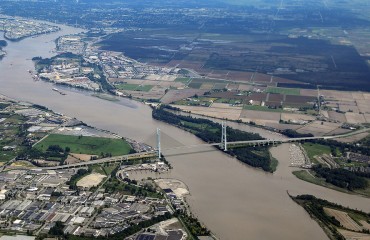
(116, 84, 153, 92)
(188, 82, 202, 89)
(175, 77, 191, 84)
(35, 134, 132, 156)
(302, 143, 331, 161)
(116, 83, 139, 91)
(136, 85, 154, 92)
(266, 87, 300, 95)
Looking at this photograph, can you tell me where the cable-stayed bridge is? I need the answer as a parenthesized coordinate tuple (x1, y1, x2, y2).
(36, 124, 369, 170)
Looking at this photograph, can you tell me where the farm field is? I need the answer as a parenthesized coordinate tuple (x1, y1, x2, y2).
(173, 105, 242, 121)
(116, 83, 154, 92)
(35, 134, 132, 156)
(280, 113, 316, 122)
(324, 208, 363, 232)
(240, 109, 281, 122)
(243, 105, 284, 113)
(266, 87, 300, 95)
(338, 229, 370, 240)
(296, 121, 342, 136)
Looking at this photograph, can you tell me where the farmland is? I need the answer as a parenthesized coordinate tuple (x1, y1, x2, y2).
(116, 83, 154, 92)
(266, 87, 300, 96)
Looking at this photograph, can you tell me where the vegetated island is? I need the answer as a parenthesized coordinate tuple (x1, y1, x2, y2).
(152, 105, 278, 172)
(290, 194, 370, 240)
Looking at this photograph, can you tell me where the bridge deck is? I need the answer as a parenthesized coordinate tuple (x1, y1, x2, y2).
(33, 128, 368, 170)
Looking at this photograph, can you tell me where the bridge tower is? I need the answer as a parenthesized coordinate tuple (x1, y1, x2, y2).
(157, 128, 161, 159)
(221, 121, 227, 151)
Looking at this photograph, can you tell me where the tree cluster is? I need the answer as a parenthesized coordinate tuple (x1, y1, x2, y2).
(312, 165, 368, 190)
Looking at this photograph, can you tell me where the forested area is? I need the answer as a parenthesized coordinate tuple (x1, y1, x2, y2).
(312, 165, 368, 190)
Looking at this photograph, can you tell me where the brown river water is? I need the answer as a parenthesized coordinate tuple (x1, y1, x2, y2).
(1, 24, 369, 240)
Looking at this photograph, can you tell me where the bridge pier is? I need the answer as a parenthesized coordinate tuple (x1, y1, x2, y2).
(220, 121, 227, 151)
(157, 128, 161, 159)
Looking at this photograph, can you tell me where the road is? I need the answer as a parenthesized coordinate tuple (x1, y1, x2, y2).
(33, 128, 369, 170)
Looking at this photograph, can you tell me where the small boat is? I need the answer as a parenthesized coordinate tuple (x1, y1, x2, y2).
(52, 88, 66, 95)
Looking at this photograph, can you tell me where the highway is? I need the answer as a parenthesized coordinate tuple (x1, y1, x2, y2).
(34, 128, 369, 170)
(36, 151, 158, 170)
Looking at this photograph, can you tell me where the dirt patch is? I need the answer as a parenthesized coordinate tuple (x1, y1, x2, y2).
(70, 153, 98, 162)
(77, 173, 106, 188)
(155, 178, 189, 198)
(64, 155, 80, 164)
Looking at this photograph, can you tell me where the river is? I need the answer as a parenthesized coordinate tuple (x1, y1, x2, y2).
(1, 24, 369, 240)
